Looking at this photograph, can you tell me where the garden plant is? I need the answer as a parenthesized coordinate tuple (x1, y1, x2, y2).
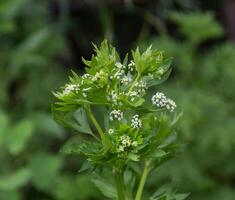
(52, 41, 188, 200)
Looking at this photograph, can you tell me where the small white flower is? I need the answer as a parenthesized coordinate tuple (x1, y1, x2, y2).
(109, 109, 123, 121)
(112, 62, 126, 80)
(115, 62, 125, 69)
(107, 90, 118, 105)
(120, 135, 132, 147)
(152, 92, 177, 112)
(61, 84, 80, 96)
(92, 70, 107, 82)
(108, 129, 114, 134)
(151, 92, 167, 108)
(128, 91, 139, 102)
(165, 98, 176, 112)
(135, 80, 148, 94)
(128, 60, 135, 72)
(132, 141, 138, 147)
(82, 73, 92, 79)
(120, 75, 131, 85)
(131, 114, 142, 129)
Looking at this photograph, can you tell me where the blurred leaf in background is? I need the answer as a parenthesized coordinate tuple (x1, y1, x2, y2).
(141, 10, 235, 200)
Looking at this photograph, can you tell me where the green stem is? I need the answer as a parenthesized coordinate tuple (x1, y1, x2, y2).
(114, 169, 126, 200)
(86, 109, 105, 139)
(127, 73, 141, 95)
(134, 160, 152, 200)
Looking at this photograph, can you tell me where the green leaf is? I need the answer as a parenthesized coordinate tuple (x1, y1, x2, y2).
(29, 153, 63, 190)
(79, 160, 92, 173)
(0, 111, 9, 147)
(128, 97, 145, 108)
(60, 136, 85, 155)
(150, 185, 189, 200)
(92, 176, 117, 199)
(151, 149, 168, 158)
(132, 46, 164, 75)
(128, 153, 139, 161)
(5, 120, 34, 155)
(169, 11, 223, 43)
(52, 106, 93, 135)
(0, 168, 31, 191)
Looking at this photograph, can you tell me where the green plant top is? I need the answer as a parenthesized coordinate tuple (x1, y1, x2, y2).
(52, 40, 185, 200)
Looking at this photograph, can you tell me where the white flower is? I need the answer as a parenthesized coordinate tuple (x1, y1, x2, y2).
(165, 98, 176, 112)
(108, 129, 114, 134)
(131, 114, 142, 129)
(151, 92, 167, 107)
(128, 60, 135, 72)
(128, 91, 139, 102)
(135, 80, 148, 94)
(152, 92, 177, 112)
(115, 62, 125, 69)
(107, 90, 118, 105)
(117, 135, 138, 152)
(82, 73, 92, 79)
(113, 63, 126, 80)
(132, 141, 138, 147)
(92, 70, 107, 82)
(120, 75, 131, 85)
(109, 109, 123, 121)
(120, 135, 132, 147)
(61, 84, 80, 96)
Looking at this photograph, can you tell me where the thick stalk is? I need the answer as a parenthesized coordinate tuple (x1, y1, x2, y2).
(86, 109, 104, 139)
(114, 169, 126, 200)
(134, 161, 152, 200)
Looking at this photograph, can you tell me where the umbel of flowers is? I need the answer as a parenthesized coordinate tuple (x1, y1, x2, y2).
(52, 41, 187, 200)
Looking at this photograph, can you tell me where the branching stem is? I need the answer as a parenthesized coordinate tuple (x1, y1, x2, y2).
(127, 73, 141, 95)
(86, 108, 104, 139)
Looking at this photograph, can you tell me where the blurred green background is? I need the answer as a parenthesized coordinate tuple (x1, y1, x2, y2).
(1, 0, 235, 199)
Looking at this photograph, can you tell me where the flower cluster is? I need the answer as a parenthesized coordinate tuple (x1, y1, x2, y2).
(128, 91, 140, 102)
(135, 80, 148, 94)
(128, 60, 135, 72)
(120, 75, 131, 85)
(131, 114, 142, 129)
(107, 90, 118, 105)
(91, 70, 108, 87)
(109, 109, 123, 121)
(110, 62, 126, 80)
(165, 99, 177, 112)
(152, 92, 176, 112)
(108, 129, 114, 135)
(59, 84, 80, 97)
(117, 135, 137, 152)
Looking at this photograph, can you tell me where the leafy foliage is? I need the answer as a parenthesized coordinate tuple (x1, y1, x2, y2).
(52, 41, 185, 200)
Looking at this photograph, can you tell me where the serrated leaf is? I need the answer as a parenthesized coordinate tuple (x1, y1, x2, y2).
(92, 176, 117, 199)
